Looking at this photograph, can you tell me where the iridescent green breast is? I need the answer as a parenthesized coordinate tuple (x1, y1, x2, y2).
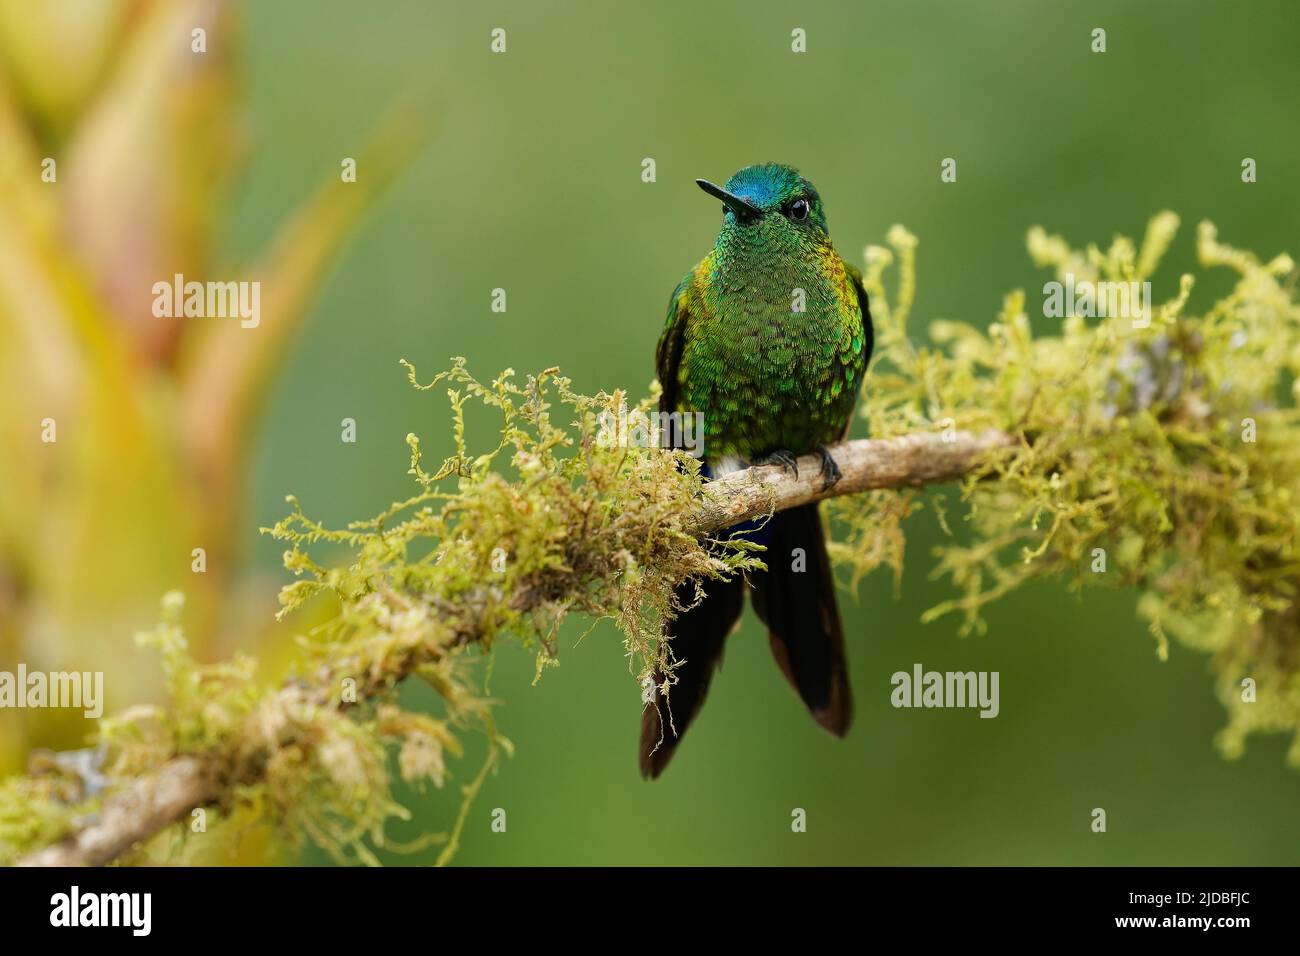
(674, 240, 867, 463)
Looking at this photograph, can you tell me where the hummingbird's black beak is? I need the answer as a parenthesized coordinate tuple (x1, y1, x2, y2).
(696, 178, 762, 220)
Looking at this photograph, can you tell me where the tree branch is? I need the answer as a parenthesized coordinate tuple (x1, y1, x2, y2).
(694, 428, 1017, 533)
(15, 428, 1013, 867)
(17, 757, 215, 867)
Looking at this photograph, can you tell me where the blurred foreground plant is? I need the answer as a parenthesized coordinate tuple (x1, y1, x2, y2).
(4, 214, 1299, 866)
(0, 0, 433, 770)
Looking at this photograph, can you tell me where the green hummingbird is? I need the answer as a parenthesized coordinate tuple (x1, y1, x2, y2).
(642, 163, 873, 778)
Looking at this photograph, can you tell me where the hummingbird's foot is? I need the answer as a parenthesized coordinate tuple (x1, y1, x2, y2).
(815, 445, 842, 491)
(754, 449, 799, 479)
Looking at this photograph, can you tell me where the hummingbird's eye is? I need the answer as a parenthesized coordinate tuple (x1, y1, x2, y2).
(789, 198, 810, 222)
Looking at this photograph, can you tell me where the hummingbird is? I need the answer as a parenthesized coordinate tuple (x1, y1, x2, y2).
(642, 163, 873, 777)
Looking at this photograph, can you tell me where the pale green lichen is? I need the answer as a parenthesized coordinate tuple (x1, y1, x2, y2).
(2, 215, 1297, 866)
(833, 213, 1300, 765)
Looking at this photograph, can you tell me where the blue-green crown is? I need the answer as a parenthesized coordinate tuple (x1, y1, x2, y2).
(722, 163, 827, 231)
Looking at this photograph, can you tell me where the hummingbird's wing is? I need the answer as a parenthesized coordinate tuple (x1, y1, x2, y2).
(839, 262, 874, 441)
(655, 271, 696, 444)
(847, 261, 874, 369)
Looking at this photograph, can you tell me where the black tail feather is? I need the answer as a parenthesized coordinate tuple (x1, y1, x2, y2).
(639, 575, 745, 778)
(749, 503, 853, 736)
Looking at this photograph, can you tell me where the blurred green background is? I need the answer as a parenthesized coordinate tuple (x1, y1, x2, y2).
(7, 0, 1295, 864)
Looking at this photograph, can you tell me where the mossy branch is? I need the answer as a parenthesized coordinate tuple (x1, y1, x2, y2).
(12, 429, 1006, 868)
(17, 758, 214, 868)
(694, 428, 1018, 533)
(5, 214, 1300, 867)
